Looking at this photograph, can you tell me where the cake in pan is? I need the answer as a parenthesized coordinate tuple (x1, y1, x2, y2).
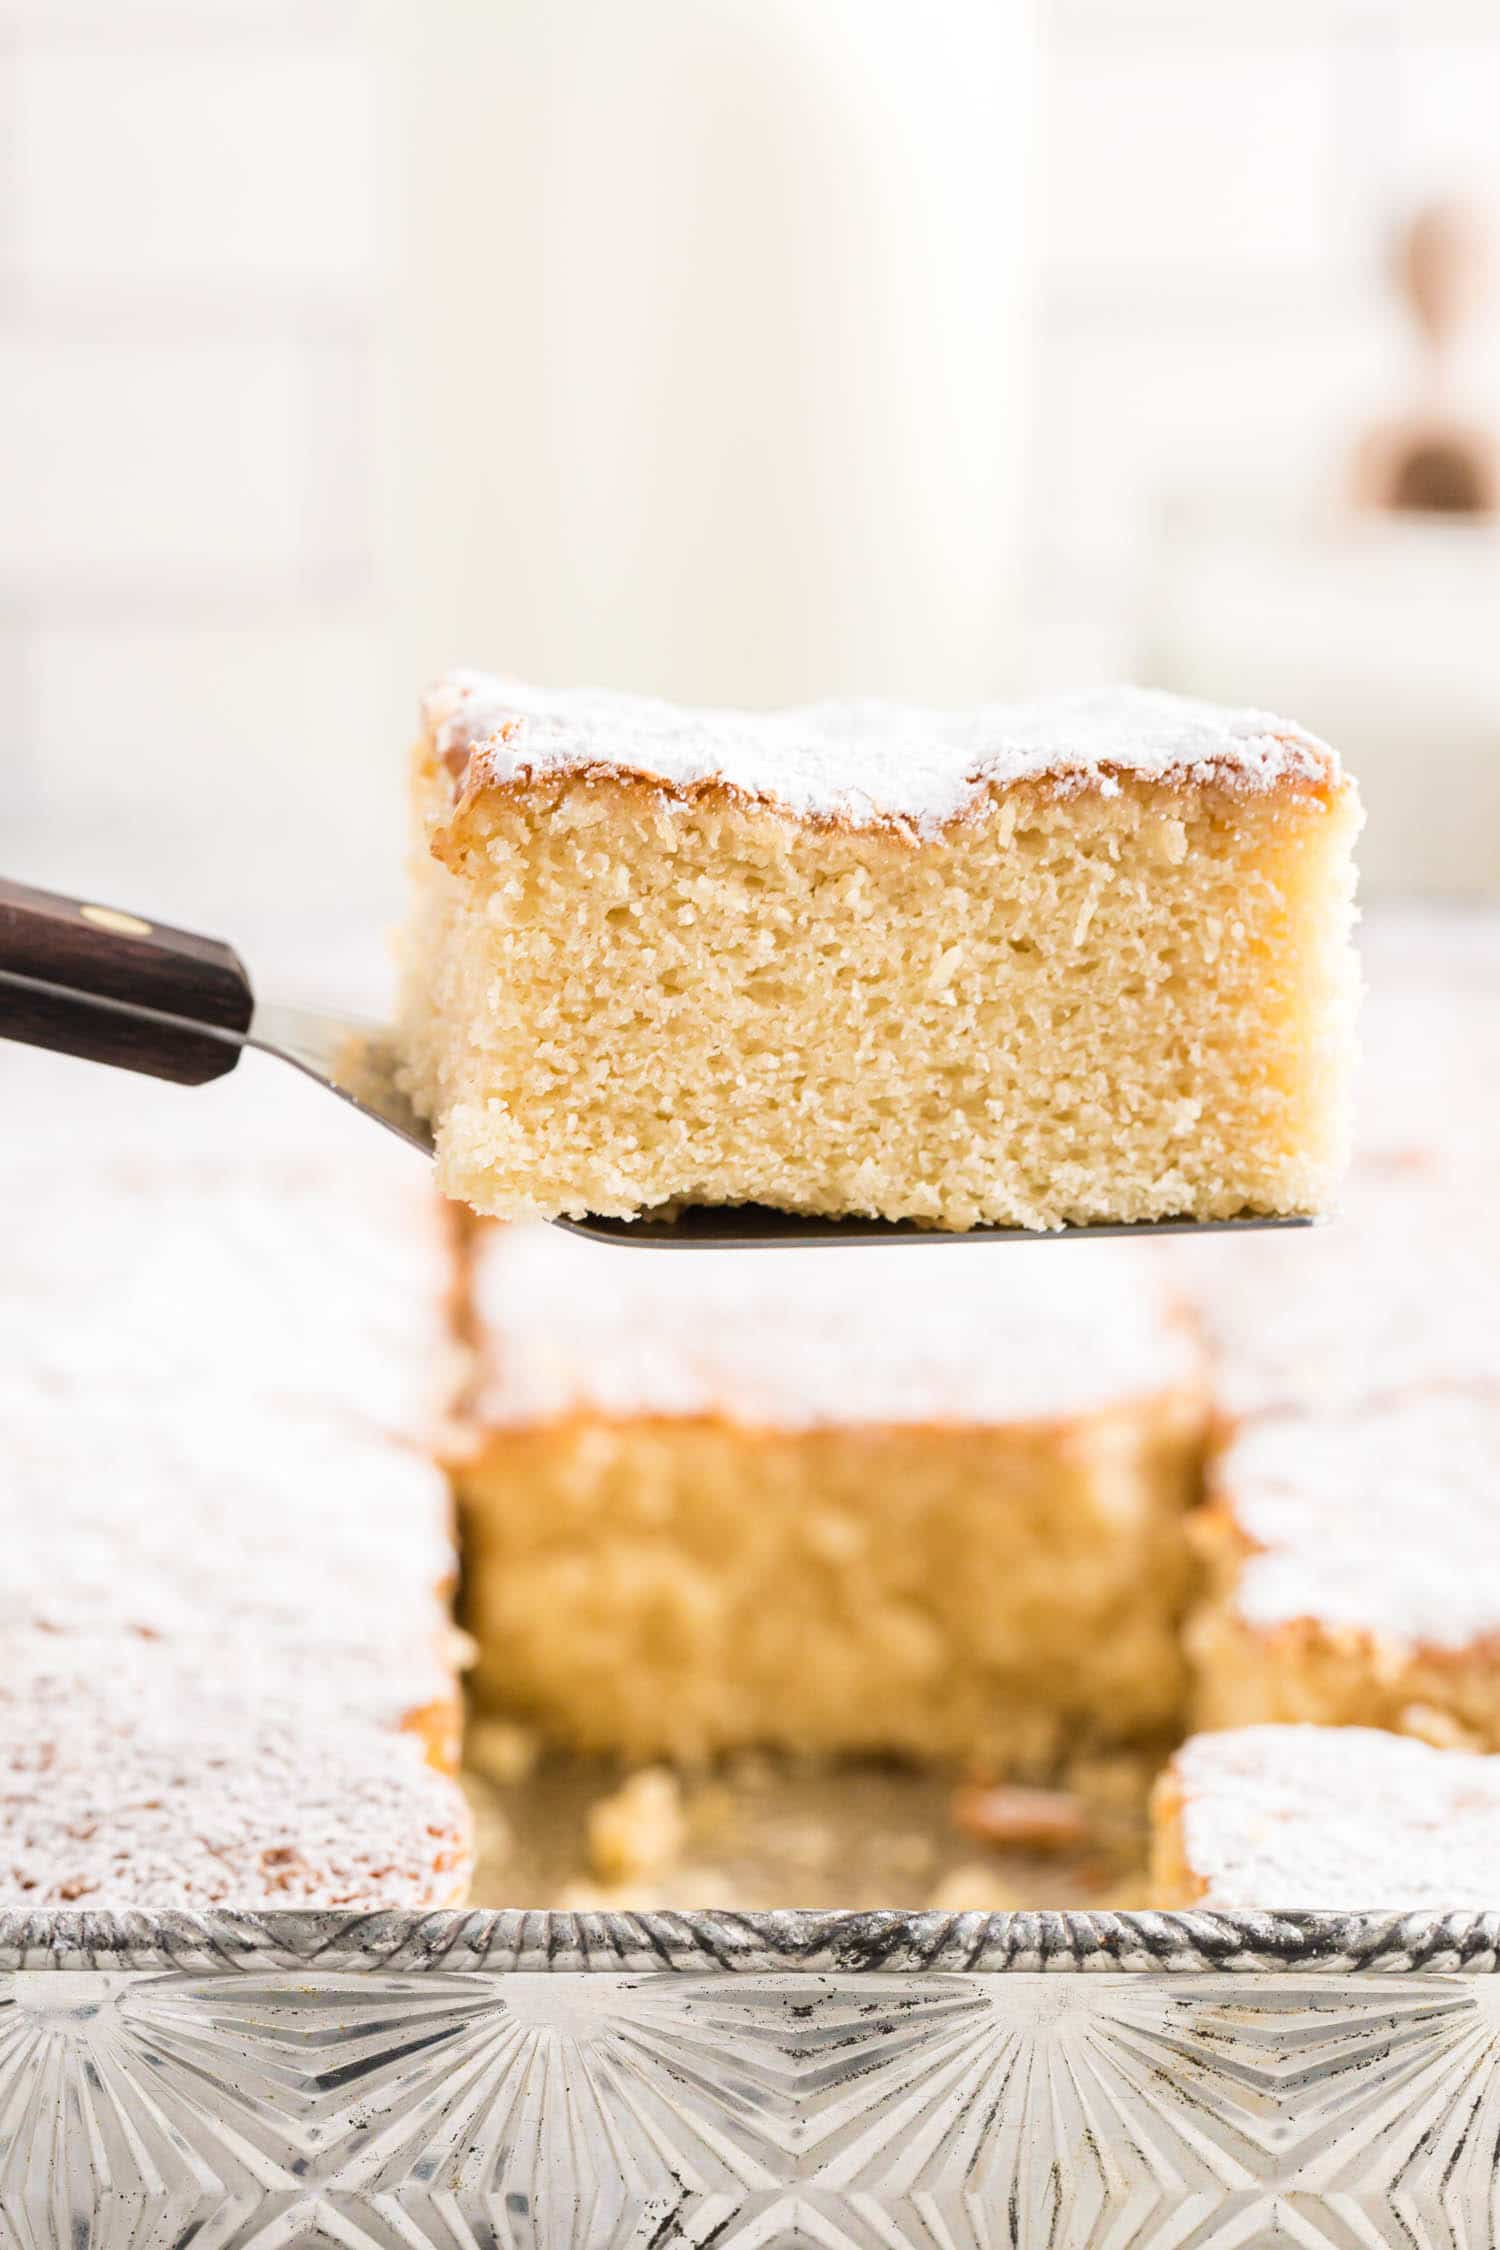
(45, 771, 1500, 1922)
(0, 1159, 458, 1443)
(399, 673, 1361, 1231)
(0, 1661, 470, 1911)
(0, 1066, 474, 1912)
(2, 1399, 464, 1766)
(1173, 1175, 1500, 1425)
(1151, 1725, 1500, 1911)
(454, 1222, 1207, 1767)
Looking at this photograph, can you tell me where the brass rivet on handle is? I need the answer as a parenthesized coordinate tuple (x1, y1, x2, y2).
(80, 904, 152, 938)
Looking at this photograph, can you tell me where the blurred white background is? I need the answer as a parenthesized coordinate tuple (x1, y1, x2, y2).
(6, 0, 1500, 972)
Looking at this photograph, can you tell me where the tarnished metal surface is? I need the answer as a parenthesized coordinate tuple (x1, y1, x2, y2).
(5, 1918, 1500, 2246)
(2, 1917, 1500, 2250)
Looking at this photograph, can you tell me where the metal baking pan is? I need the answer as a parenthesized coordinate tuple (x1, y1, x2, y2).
(8, 1904, 1499, 2246)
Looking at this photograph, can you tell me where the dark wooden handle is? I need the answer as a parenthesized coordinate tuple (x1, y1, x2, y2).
(0, 877, 253, 1087)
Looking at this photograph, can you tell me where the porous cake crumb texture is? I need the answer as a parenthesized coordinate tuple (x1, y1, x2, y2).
(401, 675, 1360, 1229)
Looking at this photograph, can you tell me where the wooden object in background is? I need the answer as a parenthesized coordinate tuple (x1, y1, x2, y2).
(1352, 200, 1498, 516)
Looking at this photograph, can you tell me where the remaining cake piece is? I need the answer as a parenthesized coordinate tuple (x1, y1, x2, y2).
(1187, 1393, 1500, 1751)
(0, 1401, 464, 1767)
(454, 1224, 1207, 1767)
(0, 1678, 471, 1910)
(1353, 908, 1500, 1188)
(1152, 1725, 1500, 1909)
(0, 1061, 473, 1910)
(400, 673, 1361, 1230)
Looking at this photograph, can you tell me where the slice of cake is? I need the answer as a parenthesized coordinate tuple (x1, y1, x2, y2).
(399, 673, 1361, 1229)
(1187, 1393, 1500, 1751)
(1152, 1725, 1500, 1909)
(453, 1224, 1207, 1767)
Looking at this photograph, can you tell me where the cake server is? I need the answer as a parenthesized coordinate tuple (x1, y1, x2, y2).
(0, 875, 1316, 1247)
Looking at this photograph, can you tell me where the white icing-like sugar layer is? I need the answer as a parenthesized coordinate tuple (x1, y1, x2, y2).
(0, 1166, 450, 1442)
(0, 1624, 452, 1748)
(0, 1043, 469, 1907)
(473, 1224, 1199, 1429)
(0, 1401, 455, 1726)
(1173, 1175, 1500, 1424)
(1171, 1726, 1500, 1910)
(0, 1689, 469, 1909)
(1216, 1395, 1500, 1650)
(426, 672, 1340, 836)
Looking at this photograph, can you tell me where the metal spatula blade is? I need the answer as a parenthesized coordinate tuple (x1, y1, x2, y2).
(553, 1207, 1321, 1248)
(252, 1005, 435, 1157)
(0, 877, 1325, 1249)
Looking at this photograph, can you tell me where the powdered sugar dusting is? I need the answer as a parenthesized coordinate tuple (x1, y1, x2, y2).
(0, 1679, 469, 1909)
(0, 1401, 457, 1729)
(426, 672, 1341, 835)
(0, 1052, 469, 1909)
(1171, 1176, 1500, 1423)
(1170, 1726, 1500, 1910)
(1216, 1395, 1500, 1651)
(472, 1223, 1200, 1428)
(0, 1165, 451, 1443)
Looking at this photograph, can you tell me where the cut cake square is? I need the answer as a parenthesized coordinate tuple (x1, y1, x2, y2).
(0, 1669, 471, 1911)
(400, 674, 1361, 1230)
(0, 1080, 473, 1908)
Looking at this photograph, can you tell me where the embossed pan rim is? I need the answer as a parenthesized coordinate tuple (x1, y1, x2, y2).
(3, 1907, 1499, 1976)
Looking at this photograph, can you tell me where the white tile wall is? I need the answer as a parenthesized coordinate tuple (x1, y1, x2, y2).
(28, 619, 397, 822)
(1042, 45, 1341, 279)
(14, 47, 379, 288)
(2, 8, 389, 920)
(1383, 39, 1500, 205)
(0, 328, 310, 578)
(1030, 302, 1397, 577)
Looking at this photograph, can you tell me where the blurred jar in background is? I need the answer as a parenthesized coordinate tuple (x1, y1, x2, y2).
(384, 0, 1035, 708)
(1148, 202, 1500, 903)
